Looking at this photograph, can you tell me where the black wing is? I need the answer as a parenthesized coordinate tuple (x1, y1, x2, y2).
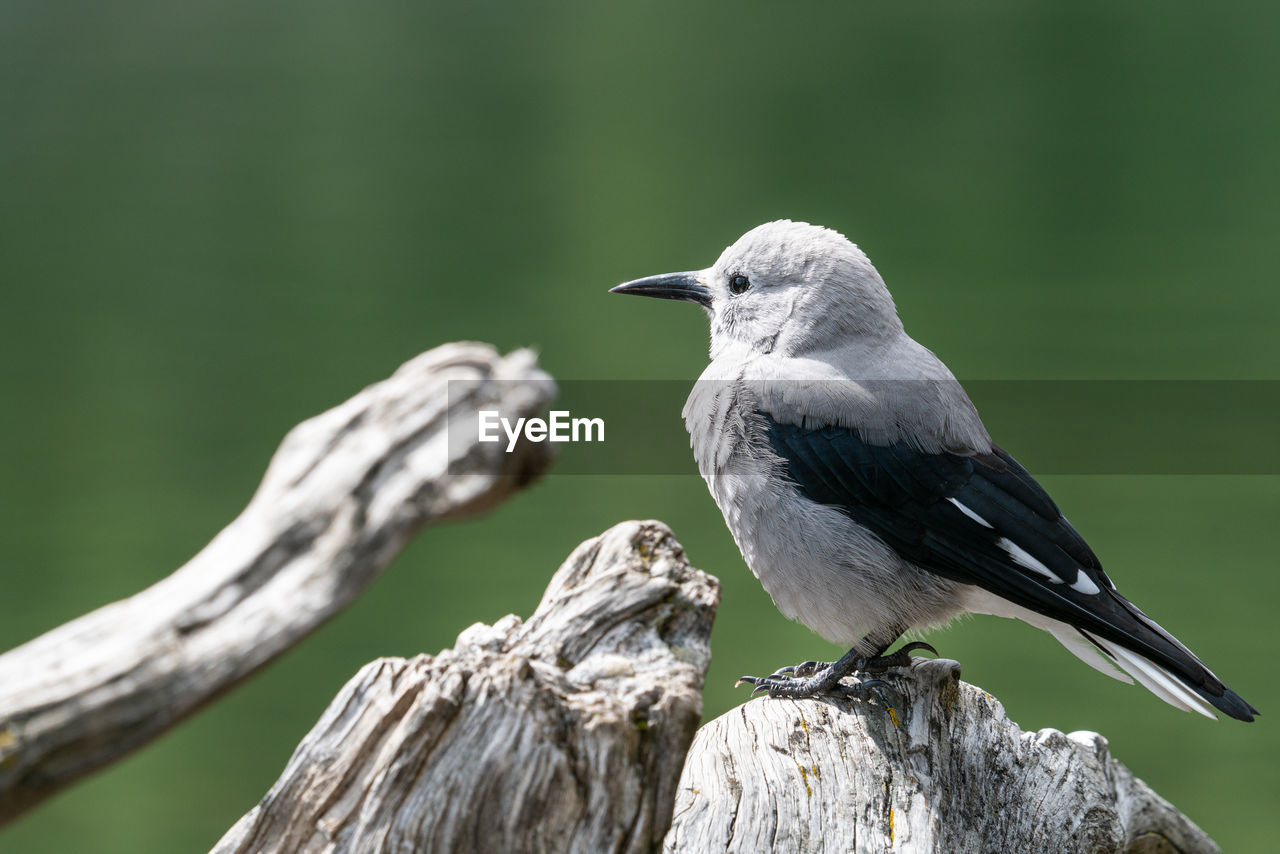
(763, 413, 1256, 721)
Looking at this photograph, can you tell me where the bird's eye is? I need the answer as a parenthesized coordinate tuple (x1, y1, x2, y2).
(729, 273, 751, 295)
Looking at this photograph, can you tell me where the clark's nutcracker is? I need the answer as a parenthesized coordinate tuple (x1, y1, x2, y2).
(611, 220, 1255, 721)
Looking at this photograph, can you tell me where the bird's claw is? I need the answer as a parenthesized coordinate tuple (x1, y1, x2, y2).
(734, 675, 778, 698)
(833, 677, 903, 708)
(858, 641, 938, 672)
(737, 672, 818, 699)
(765, 659, 828, 680)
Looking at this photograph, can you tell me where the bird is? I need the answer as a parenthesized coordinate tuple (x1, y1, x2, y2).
(610, 219, 1256, 722)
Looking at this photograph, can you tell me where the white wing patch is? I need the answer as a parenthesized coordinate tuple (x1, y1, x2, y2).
(951, 499, 1099, 595)
(998, 537, 1064, 584)
(947, 497, 993, 528)
(1069, 571, 1101, 595)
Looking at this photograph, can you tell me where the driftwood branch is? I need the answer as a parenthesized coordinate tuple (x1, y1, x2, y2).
(666, 658, 1221, 854)
(0, 342, 555, 825)
(212, 520, 719, 854)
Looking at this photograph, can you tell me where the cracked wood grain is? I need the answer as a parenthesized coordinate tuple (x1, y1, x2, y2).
(211, 520, 719, 854)
(0, 342, 555, 825)
(665, 658, 1221, 854)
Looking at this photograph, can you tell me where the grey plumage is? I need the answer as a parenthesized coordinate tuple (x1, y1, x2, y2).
(612, 220, 1256, 721)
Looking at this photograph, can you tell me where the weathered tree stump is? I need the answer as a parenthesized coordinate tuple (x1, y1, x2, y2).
(212, 520, 719, 854)
(0, 342, 555, 825)
(666, 657, 1221, 854)
(210, 520, 1217, 854)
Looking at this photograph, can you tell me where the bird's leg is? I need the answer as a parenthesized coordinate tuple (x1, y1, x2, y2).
(737, 633, 935, 701)
(744, 645, 871, 698)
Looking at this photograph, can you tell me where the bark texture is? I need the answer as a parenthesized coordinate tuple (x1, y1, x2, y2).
(666, 657, 1221, 854)
(0, 342, 554, 825)
(212, 520, 718, 854)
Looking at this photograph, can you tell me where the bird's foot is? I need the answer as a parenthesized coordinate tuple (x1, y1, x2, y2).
(737, 671, 896, 704)
(762, 660, 830, 680)
(857, 641, 938, 672)
(735, 641, 937, 702)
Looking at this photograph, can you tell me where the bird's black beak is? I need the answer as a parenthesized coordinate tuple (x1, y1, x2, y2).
(609, 272, 711, 308)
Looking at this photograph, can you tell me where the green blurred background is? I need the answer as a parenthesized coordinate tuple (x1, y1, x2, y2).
(2, 1, 1277, 850)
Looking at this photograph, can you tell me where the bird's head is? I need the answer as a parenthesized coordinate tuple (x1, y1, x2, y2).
(610, 220, 903, 359)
